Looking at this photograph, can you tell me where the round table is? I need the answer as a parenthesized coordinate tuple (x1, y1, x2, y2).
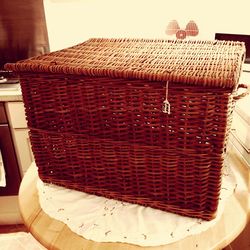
(18, 150, 249, 250)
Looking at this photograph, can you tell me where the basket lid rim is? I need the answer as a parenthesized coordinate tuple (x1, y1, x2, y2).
(5, 38, 246, 88)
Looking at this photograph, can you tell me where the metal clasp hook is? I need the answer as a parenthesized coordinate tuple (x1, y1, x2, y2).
(162, 81, 171, 114)
(162, 99, 171, 114)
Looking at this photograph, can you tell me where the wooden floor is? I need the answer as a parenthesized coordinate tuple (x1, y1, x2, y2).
(0, 224, 28, 234)
(0, 223, 46, 250)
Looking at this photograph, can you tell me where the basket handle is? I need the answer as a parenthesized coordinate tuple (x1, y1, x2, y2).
(233, 84, 250, 101)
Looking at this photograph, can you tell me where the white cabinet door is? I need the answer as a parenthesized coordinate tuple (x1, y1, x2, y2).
(5, 102, 34, 175)
(5, 102, 27, 128)
(12, 129, 34, 176)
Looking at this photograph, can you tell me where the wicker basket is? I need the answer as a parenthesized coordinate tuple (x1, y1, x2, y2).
(5, 38, 246, 220)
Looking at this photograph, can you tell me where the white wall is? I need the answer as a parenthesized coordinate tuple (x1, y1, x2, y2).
(44, 0, 250, 51)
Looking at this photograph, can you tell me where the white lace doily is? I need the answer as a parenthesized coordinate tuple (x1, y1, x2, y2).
(36, 164, 235, 247)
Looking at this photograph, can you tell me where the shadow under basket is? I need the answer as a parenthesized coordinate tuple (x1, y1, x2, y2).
(5, 38, 247, 220)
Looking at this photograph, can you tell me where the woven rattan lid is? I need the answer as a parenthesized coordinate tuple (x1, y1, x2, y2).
(5, 38, 246, 88)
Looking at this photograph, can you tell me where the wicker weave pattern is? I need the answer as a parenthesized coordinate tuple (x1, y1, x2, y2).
(6, 38, 245, 88)
(5, 39, 245, 220)
(19, 72, 235, 220)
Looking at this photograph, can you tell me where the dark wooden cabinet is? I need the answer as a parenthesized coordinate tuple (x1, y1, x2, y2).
(0, 103, 21, 196)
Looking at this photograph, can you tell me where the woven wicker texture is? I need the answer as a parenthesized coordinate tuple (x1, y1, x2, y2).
(5, 38, 245, 88)
(5, 39, 245, 220)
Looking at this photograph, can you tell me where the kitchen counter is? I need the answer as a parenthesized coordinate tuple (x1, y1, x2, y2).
(0, 87, 22, 102)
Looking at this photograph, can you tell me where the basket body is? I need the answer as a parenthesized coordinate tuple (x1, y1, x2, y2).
(6, 39, 245, 220)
